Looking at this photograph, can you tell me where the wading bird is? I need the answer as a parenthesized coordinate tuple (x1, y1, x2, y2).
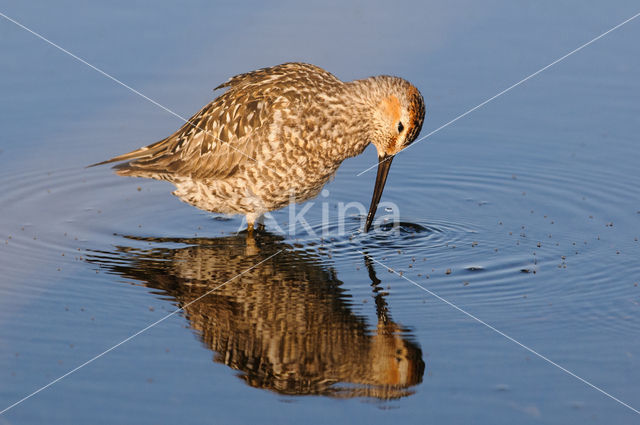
(91, 63, 425, 232)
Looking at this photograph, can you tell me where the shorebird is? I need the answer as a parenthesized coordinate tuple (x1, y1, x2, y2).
(91, 63, 425, 232)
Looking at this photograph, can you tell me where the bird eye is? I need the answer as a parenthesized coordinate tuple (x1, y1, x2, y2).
(397, 122, 404, 133)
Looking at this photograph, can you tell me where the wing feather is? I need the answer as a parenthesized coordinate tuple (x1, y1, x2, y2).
(93, 63, 340, 180)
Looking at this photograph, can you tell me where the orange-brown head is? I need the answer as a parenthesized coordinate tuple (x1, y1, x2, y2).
(369, 77, 426, 157)
(363, 76, 425, 232)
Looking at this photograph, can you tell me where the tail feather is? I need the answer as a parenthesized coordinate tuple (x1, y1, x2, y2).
(110, 161, 173, 180)
(87, 139, 167, 168)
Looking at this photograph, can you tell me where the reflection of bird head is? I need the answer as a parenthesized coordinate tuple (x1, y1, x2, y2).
(368, 322, 425, 388)
(86, 232, 425, 399)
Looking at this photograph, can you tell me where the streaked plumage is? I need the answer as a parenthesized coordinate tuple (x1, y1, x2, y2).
(92, 62, 425, 230)
(86, 233, 425, 398)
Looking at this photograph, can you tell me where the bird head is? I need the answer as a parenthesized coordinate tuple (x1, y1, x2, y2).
(364, 77, 425, 232)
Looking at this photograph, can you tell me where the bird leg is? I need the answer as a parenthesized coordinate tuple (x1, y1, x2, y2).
(255, 214, 265, 232)
(245, 213, 257, 234)
(245, 213, 265, 233)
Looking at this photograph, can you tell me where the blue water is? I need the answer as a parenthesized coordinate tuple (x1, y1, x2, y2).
(1, 1, 639, 424)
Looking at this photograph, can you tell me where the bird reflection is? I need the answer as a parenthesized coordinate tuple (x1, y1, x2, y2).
(87, 232, 424, 399)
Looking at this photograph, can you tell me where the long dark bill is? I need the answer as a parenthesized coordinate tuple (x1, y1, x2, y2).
(364, 154, 394, 232)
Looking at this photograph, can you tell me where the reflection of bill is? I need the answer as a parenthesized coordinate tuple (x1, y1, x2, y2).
(87, 233, 424, 399)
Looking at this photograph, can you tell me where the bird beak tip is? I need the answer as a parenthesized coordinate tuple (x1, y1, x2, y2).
(364, 154, 394, 233)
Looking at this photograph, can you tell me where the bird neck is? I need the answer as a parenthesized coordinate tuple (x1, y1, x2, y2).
(336, 77, 390, 159)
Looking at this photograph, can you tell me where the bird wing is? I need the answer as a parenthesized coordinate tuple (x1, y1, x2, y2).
(91, 63, 339, 180)
(95, 93, 278, 180)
